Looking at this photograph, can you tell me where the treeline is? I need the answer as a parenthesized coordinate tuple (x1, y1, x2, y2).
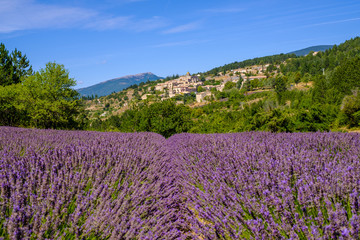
(206, 53, 297, 75)
(0, 43, 85, 129)
(89, 100, 192, 138)
(281, 37, 360, 76)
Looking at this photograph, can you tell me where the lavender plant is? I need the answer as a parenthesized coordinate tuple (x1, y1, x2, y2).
(1, 127, 359, 239)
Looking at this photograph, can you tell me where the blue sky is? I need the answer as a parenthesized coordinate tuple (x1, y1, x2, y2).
(1, 0, 359, 88)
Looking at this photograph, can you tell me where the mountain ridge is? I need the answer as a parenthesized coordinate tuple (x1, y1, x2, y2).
(77, 72, 162, 97)
(288, 45, 333, 56)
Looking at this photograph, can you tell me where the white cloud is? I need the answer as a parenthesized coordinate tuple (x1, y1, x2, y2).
(202, 7, 245, 14)
(130, 16, 168, 32)
(303, 17, 360, 27)
(152, 39, 209, 48)
(86, 16, 131, 30)
(0, 0, 166, 33)
(87, 16, 167, 32)
(0, 0, 96, 33)
(162, 22, 201, 34)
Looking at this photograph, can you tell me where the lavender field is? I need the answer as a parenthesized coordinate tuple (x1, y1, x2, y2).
(0, 127, 359, 239)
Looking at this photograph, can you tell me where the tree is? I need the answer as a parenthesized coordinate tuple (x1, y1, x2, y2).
(224, 81, 236, 90)
(236, 75, 244, 89)
(11, 48, 33, 84)
(197, 85, 205, 92)
(260, 60, 265, 72)
(23, 62, 83, 129)
(0, 43, 12, 86)
(341, 92, 360, 127)
(113, 100, 193, 138)
(329, 56, 360, 96)
(272, 75, 287, 101)
(294, 72, 301, 85)
(0, 83, 29, 126)
(0, 43, 32, 86)
(303, 73, 311, 86)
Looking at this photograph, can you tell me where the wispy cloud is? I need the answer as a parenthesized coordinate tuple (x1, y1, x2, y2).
(87, 15, 167, 31)
(85, 16, 131, 30)
(303, 17, 360, 28)
(131, 16, 168, 32)
(0, 0, 96, 33)
(202, 7, 245, 14)
(162, 22, 201, 34)
(152, 39, 209, 48)
(0, 0, 166, 33)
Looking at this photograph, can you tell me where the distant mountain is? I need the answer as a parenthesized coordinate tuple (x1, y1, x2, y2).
(77, 72, 162, 97)
(288, 45, 333, 56)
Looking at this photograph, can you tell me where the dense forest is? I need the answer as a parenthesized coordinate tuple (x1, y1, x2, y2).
(1, 37, 360, 137)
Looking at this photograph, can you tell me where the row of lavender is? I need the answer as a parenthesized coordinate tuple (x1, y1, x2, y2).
(170, 132, 360, 239)
(0, 127, 186, 239)
(1, 127, 360, 239)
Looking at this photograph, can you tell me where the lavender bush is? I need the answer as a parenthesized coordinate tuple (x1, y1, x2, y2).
(1, 127, 359, 239)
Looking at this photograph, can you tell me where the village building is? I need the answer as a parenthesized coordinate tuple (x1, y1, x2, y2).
(196, 91, 212, 103)
(178, 72, 200, 84)
(153, 72, 203, 98)
(141, 94, 152, 100)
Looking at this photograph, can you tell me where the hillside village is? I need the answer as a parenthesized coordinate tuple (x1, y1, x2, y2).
(84, 63, 282, 119)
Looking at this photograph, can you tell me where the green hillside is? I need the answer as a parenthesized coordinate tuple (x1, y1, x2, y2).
(91, 37, 360, 136)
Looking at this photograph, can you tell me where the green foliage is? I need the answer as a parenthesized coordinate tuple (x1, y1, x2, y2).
(0, 43, 32, 86)
(22, 62, 83, 129)
(0, 62, 86, 129)
(95, 100, 193, 138)
(0, 84, 29, 126)
(341, 93, 360, 127)
(272, 75, 288, 102)
(224, 81, 236, 90)
(206, 53, 296, 75)
(329, 56, 360, 97)
(203, 79, 221, 85)
(197, 85, 205, 92)
(236, 76, 243, 89)
(294, 72, 301, 85)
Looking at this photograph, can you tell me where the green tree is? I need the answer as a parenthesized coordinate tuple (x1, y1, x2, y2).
(0, 43, 32, 86)
(23, 62, 83, 129)
(329, 56, 360, 96)
(0, 43, 12, 86)
(272, 75, 288, 102)
(294, 72, 301, 85)
(197, 85, 205, 92)
(236, 75, 244, 89)
(341, 92, 360, 127)
(11, 48, 33, 84)
(0, 84, 29, 126)
(243, 80, 252, 91)
(224, 81, 236, 90)
(113, 100, 193, 137)
(303, 73, 311, 86)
